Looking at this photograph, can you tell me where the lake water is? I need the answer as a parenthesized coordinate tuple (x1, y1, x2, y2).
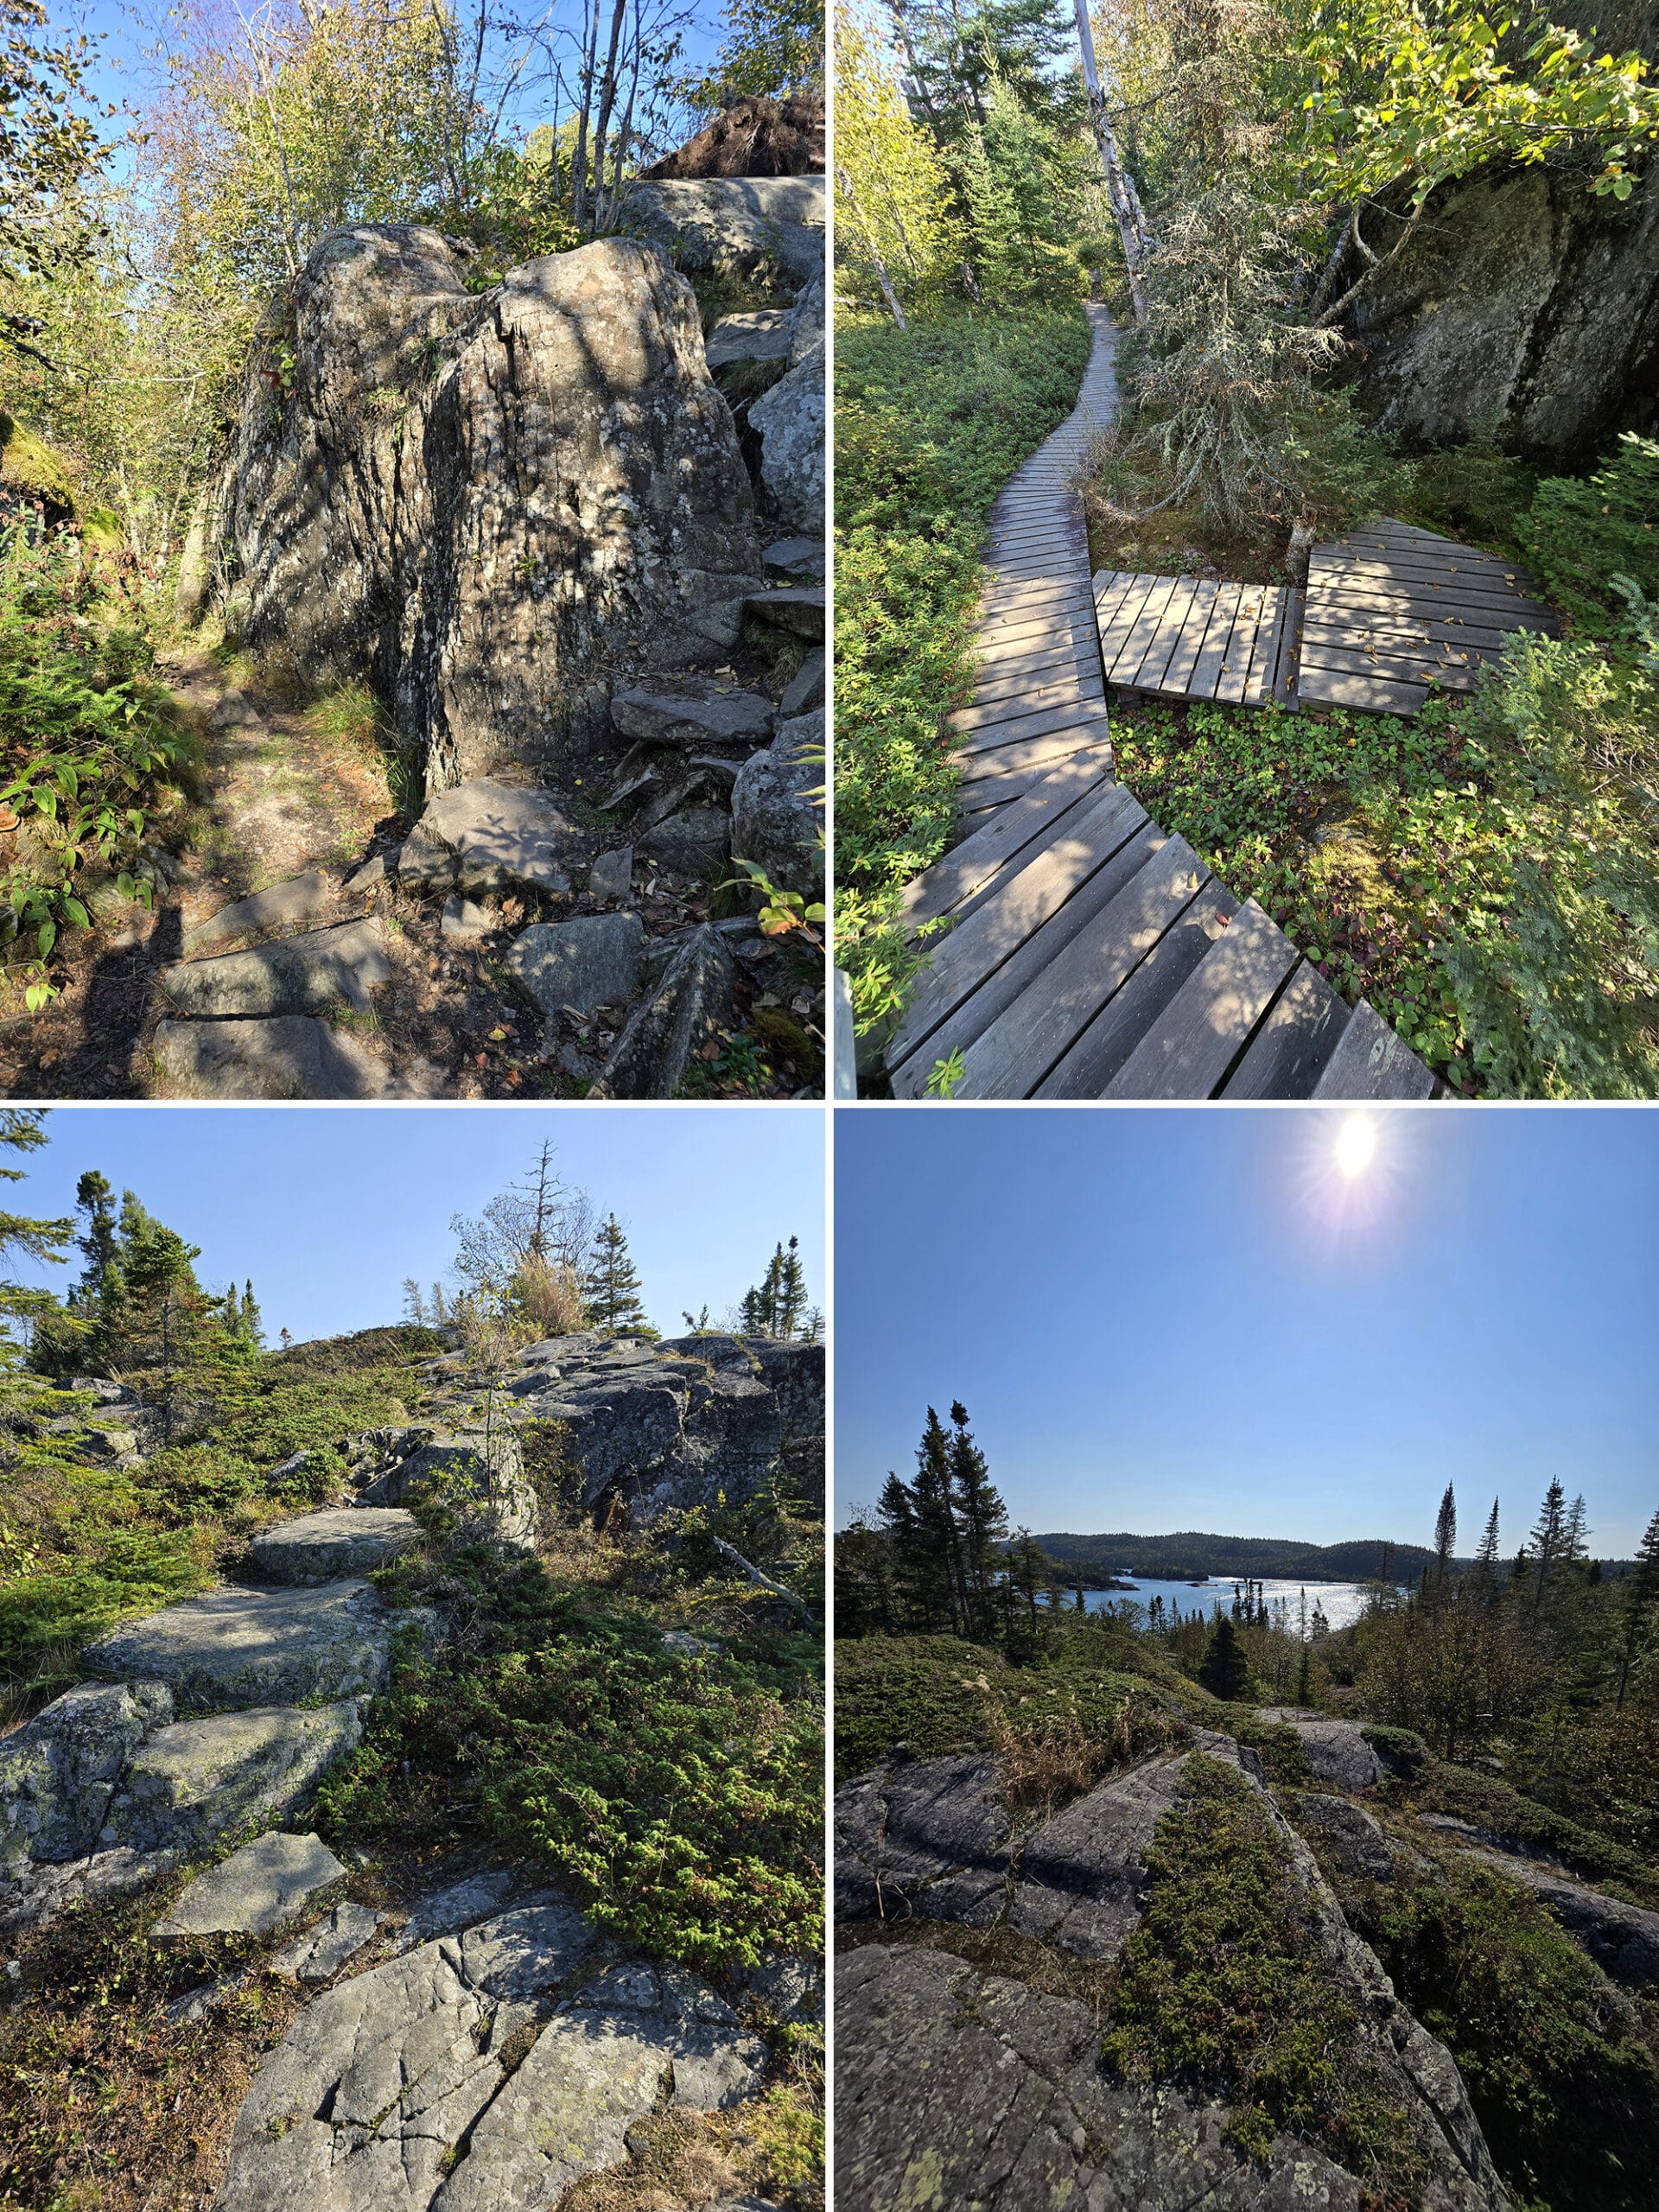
(1082, 1574, 1373, 1632)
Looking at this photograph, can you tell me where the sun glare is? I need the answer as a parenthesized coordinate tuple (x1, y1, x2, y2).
(1334, 1115, 1377, 1181)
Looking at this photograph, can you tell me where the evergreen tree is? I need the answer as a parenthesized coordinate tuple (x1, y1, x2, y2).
(72, 1169, 118, 1303)
(1295, 1639, 1313, 1707)
(1198, 1614, 1249, 1700)
(946, 1400, 1006, 1638)
(775, 1236, 810, 1338)
(1529, 1479, 1569, 1613)
(582, 1214, 652, 1333)
(1427, 1482, 1457, 1610)
(239, 1280, 264, 1348)
(912, 1405, 969, 1631)
(0, 1111, 72, 1346)
(1616, 1508, 1659, 1709)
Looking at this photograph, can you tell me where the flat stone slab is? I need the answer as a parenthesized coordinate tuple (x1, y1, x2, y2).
(153, 1014, 386, 1100)
(763, 537, 825, 577)
(105, 1698, 362, 1854)
(82, 1581, 407, 1710)
(611, 678, 775, 749)
(157, 919, 393, 1019)
(269, 1901, 382, 1983)
(249, 1508, 422, 1584)
(505, 913, 647, 1019)
(397, 779, 577, 899)
(184, 869, 341, 955)
(152, 1830, 346, 1943)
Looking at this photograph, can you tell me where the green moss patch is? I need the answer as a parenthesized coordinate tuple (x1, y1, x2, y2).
(1102, 1753, 1424, 2190)
(1332, 1847, 1659, 2212)
(0, 415, 75, 511)
(1388, 1759, 1659, 1910)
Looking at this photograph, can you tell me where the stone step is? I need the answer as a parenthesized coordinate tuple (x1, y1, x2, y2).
(182, 868, 345, 957)
(81, 1580, 418, 1710)
(247, 1507, 423, 1585)
(157, 918, 393, 1019)
(150, 1828, 346, 1943)
(105, 1697, 364, 1853)
(153, 1014, 442, 1100)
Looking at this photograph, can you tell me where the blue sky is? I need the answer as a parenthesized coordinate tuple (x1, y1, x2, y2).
(835, 1108, 1659, 1559)
(6, 1105, 823, 1345)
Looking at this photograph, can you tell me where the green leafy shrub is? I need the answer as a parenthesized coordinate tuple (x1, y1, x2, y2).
(1521, 434, 1659, 636)
(1405, 423, 1538, 550)
(1390, 1758, 1659, 1910)
(1341, 1852, 1659, 2212)
(1359, 1723, 1430, 1781)
(834, 308, 1094, 1038)
(319, 1553, 823, 1975)
(1230, 1713, 1313, 1784)
(0, 521, 194, 1001)
(1102, 1754, 1422, 2187)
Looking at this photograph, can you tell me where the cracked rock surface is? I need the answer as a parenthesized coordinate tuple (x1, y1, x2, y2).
(215, 1898, 771, 2212)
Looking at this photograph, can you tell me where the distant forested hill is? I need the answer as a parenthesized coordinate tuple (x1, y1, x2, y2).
(1034, 1531, 1452, 1584)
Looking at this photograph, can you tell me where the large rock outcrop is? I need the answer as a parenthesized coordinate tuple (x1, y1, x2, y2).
(618, 176, 826, 286)
(203, 225, 764, 792)
(1349, 162, 1659, 467)
(836, 1744, 1512, 2212)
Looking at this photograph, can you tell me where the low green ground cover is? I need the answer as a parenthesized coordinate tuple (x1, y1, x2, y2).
(833, 308, 1094, 1037)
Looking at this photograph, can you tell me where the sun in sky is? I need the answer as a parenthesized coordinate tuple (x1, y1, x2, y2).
(1333, 1114, 1377, 1180)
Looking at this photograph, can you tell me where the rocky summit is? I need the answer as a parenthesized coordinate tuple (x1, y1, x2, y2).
(836, 1733, 1512, 2212)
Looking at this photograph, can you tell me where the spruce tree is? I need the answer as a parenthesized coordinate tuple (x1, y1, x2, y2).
(1616, 1508, 1659, 1708)
(774, 1236, 809, 1339)
(1198, 1615, 1249, 1700)
(1530, 1479, 1569, 1613)
(912, 1406, 968, 1632)
(582, 1214, 651, 1333)
(240, 1280, 264, 1349)
(73, 1169, 118, 1303)
(946, 1401, 1007, 1639)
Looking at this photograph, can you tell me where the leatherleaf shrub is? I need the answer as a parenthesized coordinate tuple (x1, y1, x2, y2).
(315, 1545, 823, 1974)
(1102, 1754, 1424, 2191)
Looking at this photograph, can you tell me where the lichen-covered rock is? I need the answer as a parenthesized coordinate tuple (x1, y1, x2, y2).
(748, 346, 825, 533)
(1349, 163, 1659, 467)
(0, 1681, 173, 1870)
(249, 1509, 422, 1584)
(202, 226, 764, 792)
(80, 1582, 418, 1710)
(505, 912, 647, 1019)
(213, 1897, 766, 2212)
(618, 176, 825, 285)
(593, 923, 735, 1097)
(356, 1430, 538, 1550)
(431, 1327, 824, 1524)
(836, 1746, 1510, 2212)
(269, 1900, 382, 1984)
(731, 709, 823, 899)
(104, 1699, 363, 1854)
(1255, 1708, 1386, 1791)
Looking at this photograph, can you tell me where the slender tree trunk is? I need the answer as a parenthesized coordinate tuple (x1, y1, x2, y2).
(1072, 0, 1147, 326)
(572, 0, 603, 232)
(836, 165, 906, 330)
(588, 0, 630, 234)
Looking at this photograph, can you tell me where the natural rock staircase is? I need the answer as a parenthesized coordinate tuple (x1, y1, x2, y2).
(887, 306, 1445, 1101)
(1, 1361, 821, 2210)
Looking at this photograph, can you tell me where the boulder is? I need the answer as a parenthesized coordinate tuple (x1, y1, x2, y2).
(836, 1748, 1511, 2212)
(248, 1508, 423, 1583)
(0, 1842, 179, 1936)
(269, 1900, 382, 1984)
(705, 309, 794, 370)
(397, 779, 578, 899)
(763, 537, 825, 578)
(611, 677, 775, 750)
(1294, 1792, 1411, 1883)
(358, 1431, 538, 1550)
(638, 803, 731, 874)
(730, 709, 823, 898)
(618, 176, 826, 287)
(504, 912, 647, 1019)
(183, 869, 341, 955)
(0, 1681, 174, 1871)
(205, 226, 764, 792)
(1350, 163, 1659, 468)
(157, 919, 393, 1019)
(151, 1830, 347, 1943)
(748, 350, 824, 533)
(104, 1699, 364, 1854)
(639, 95, 825, 180)
(786, 275, 824, 366)
(594, 924, 734, 1097)
(440, 894, 492, 941)
(152, 1014, 401, 1101)
(1255, 1709, 1386, 1792)
(81, 1582, 417, 1710)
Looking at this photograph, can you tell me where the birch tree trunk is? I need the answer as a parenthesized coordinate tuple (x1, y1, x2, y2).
(1072, 0, 1148, 327)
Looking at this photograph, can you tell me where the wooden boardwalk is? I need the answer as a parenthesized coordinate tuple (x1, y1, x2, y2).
(1096, 573, 1304, 706)
(887, 307, 1437, 1103)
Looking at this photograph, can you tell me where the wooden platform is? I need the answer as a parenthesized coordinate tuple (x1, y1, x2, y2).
(886, 309, 1438, 1103)
(1096, 518, 1561, 718)
(1299, 519, 1562, 715)
(1096, 573, 1304, 706)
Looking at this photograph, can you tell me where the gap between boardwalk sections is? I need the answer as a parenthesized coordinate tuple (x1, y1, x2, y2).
(887, 304, 1438, 1103)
